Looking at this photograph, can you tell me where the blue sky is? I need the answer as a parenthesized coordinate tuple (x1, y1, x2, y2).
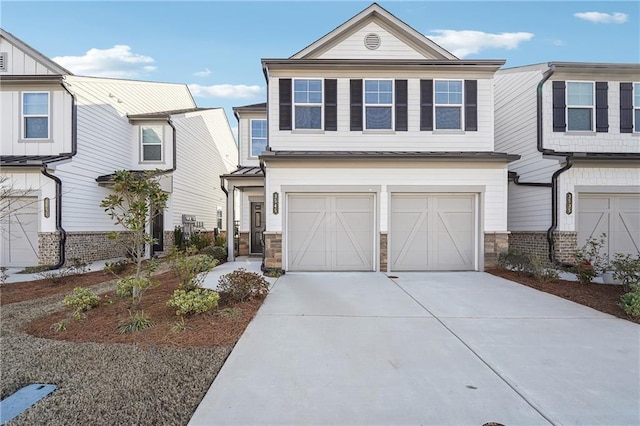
(2, 1, 638, 134)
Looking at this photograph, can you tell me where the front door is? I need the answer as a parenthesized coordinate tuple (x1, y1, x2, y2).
(250, 202, 264, 254)
(152, 210, 164, 254)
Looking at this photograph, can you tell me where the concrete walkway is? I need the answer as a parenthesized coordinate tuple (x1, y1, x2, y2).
(189, 271, 639, 425)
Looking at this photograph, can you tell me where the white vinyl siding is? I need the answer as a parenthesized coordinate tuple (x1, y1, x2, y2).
(634, 82, 640, 132)
(268, 75, 495, 151)
(22, 92, 49, 139)
(250, 119, 267, 157)
(566, 81, 594, 131)
(434, 80, 463, 130)
(141, 126, 163, 162)
(293, 79, 322, 129)
(0, 36, 61, 75)
(364, 79, 393, 130)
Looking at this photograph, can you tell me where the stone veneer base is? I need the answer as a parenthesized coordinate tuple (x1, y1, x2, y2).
(483, 232, 509, 269)
(263, 232, 282, 269)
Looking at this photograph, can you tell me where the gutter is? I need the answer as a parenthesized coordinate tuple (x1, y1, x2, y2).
(38, 79, 78, 270)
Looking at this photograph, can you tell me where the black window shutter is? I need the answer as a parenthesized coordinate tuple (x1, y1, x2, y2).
(595, 82, 608, 132)
(620, 82, 633, 133)
(552, 81, 566, 132)
(279, 79, 292, 131)
(464, 80, 478, 131)
(420, 79, 433, 131)
(395, 80, 408, 131)
(324, 79, 337, 131)
(350, 79, 363, 131)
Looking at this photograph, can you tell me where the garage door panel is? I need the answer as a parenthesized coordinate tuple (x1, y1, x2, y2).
(1, 197, 39, 267)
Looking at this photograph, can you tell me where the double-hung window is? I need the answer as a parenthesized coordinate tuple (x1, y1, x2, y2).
(634, 83, 640, 132)
(434, 80, 463, 130)
(23, 92, 50, 139)
(294, 79, 322, 129)
(216, 207, 223, 230)
(141, 126, 163, 162)
(251, 119, 267, 157)
(566, 82, 594, 131)
(364, 79, 393, 130)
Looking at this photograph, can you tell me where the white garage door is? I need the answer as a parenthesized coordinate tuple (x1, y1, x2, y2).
(287, 194, 374, 271)
(578, 194, 640, 258)
(390, 194, 476, 271)
(1, 197, 39, 267)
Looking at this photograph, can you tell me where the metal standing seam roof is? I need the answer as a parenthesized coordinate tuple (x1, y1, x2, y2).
(259, 151, 521, 162)
(221, 166, 264, 178)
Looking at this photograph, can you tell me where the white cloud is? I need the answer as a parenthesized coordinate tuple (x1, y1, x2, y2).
(427, 30, 534, 58)
(188, 84, 263, 99)
(193, 68, 212, 77)
(553, 40, 565, 46)
(53, 45, 156, 78)
(574, 12, 628, 24)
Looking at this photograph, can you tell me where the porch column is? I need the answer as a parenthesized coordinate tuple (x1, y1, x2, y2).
(226, 182, 235, 261)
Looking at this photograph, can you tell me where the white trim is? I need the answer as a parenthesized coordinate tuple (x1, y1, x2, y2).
(292, 78, 323, 130)
(249, 118, 267, 158)
(434, 79, 464, 131)
(140, 125, 164, 163)
(565, 80, 595, 132)
(363, 78, 394, 130)
(21, 91, 50, 140)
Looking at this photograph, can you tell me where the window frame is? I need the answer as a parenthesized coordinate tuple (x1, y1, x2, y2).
(250, 119, 267, 158)
(634, 82, 640, 133)
(216, 207, 223, 230)
(292, 78, 323, 130)
(566, 81, 595, 132)
(22, 91, 50, 140)
(363, 78, 394, 130)
(140, 125, 164, 163)
(433, 79, 464, 131)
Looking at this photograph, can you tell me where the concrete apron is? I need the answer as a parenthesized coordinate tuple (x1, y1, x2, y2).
(189, 272, 640, 426)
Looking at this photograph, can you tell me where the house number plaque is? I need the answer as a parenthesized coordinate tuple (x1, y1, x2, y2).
(273, 192, 279, 215)
(566, 192, 573, 215)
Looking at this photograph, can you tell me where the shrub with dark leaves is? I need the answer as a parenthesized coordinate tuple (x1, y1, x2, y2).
(217, 268, 269, 303)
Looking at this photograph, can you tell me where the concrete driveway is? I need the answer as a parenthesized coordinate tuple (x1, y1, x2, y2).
(189, 272, 640, 426)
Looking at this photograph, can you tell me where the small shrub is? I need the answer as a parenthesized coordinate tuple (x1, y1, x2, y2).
(170, 317, 188, 333)
(498, 251, 530, 275)
(67, 258, 89, 275)
(169, 249, 217, 290)
(174, 226, 185, 250)
(217, 268, 270, 303)
(264, 269, 284, 278)
(167, 288, 220, 316)
(104, 259, 129, 276)
(38, 269, 67, 284)
(52, 320, 67, 332)
(529, 254, 559, 283)
(188, 233, 211, 251)
(200, 245, 227, 263)
(63, 287, 100, 320)
(611, 253, 640, 289)
(498, 250, 558, 283)
(0, 267, 7, 285)
(214, 236, 226, 247)
(117, 311, 154, 333)
(574, 233, 609, 277)
(620, 285, 640, 318)
(19, 265, 51, 274)
(216, 307, 243, 319)
(116, 276, 154, 304)
(574, 261, 597, 285)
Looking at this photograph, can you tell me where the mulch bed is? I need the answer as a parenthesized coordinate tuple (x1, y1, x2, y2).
(24, 271, 264, 347)
(487, 268, 639, 324)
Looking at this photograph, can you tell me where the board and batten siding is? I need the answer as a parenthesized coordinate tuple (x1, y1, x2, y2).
(265, 163, 508, 233)
(542, 76, 640, 153)
(0, 87, 73, 156)
(268, 74, 495, 152)
(0, 37, 58, 75)
(316, 21, 433, 60)
(237, 112, 266, 167)
(558, 166, 640, 232)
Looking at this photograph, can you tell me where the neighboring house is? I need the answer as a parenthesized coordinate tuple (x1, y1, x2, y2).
(495, 62, 640, 264)
(226, 3, 520, 272)
(0, 29, 237, 268)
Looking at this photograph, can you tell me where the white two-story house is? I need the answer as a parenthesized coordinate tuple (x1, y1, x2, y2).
(226, 3, 519, 272)
(495, 62, 640, 264)
(1, 29, 237, 268)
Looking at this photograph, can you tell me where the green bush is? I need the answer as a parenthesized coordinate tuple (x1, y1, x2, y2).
(200, 245, 227, 263)
(188, 233, 211, 251)
(498, 250, 558, 283)
(169, 250, 218, 290)
(167, 288, 220, 316)
(497, 251, 530, 274)
(63, 287, 100, 320)
(620, 285, 640, 318)
(117, 310, 154, 333)
(217, 268, 269, 303)
(214, 236, 226, 247)
(116, 276, 154, 304)
(612, 253, 640, 289)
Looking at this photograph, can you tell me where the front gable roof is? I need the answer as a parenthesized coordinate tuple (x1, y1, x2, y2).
(290, 3, 457, 60)
(0, 28, 72, 75)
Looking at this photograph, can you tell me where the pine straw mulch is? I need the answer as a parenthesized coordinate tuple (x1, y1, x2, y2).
(487, 268, 639, 325)
(23, 271, 264, 348)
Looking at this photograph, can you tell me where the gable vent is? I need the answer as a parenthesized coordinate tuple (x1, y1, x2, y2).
(364, 33, 381, 50)
(0, 52, 7, 72)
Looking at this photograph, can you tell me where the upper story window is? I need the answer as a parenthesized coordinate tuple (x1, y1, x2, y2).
(634, 83, 640, 132)
(251, 119, 267, 157)
(566, 82, 594, 131)
(22, 92, 49, 139)
(294, 79, 322, 129)
(364, 79, 393, 130)
(141, 126, 163, 162)
(434, 80, 463, 130)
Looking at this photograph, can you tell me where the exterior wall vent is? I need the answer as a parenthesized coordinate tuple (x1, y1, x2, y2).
(364, 33, 381, 50)
(0, 52, 7, 72)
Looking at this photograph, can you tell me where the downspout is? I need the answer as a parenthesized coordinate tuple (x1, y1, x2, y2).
(167, 119, 177, 172)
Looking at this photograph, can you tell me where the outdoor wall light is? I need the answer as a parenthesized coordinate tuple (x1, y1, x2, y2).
(273, 192, 279, 215)
(566, 192, 573, 215)
(44, 198, 50, 218)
